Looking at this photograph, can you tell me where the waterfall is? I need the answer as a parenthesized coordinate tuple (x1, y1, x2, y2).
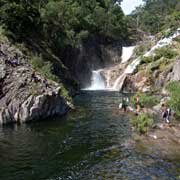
(121, 46, 135, 63)
(112, 28, 180, 90)
(84, 70, 106, 90)
(144, 28, 180, 57)
(125, 28, 180, 74)
(124, 57, 140, 74)
(112, 46, 135, 90)
(112, 74, 126, 90)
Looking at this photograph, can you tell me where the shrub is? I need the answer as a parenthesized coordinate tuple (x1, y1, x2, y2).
(30, 55, 72, 101)
(174, 36, 180, 43)
(134, 42, 152, 56)
(161, 28, 172, 38)
(59, 83, 72, 102)
(131, 92, 160, 108)
(167, 81, 180, 117)
(140, 56, 154, 64)
(154, 47, 177, 60)
(30, 55, 59, 82)
(131, 113, 154, 134)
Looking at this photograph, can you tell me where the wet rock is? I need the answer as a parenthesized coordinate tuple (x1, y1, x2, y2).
(149, 134, 157, 139)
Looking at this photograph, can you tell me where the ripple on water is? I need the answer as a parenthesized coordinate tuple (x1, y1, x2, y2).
(0, 91, 179, 180)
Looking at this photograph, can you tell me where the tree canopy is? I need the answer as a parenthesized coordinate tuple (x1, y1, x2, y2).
(132, 0, 180, 34)
(0, 0, 128, 48)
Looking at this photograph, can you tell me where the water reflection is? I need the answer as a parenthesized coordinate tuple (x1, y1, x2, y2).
(0, 91, 179, 180)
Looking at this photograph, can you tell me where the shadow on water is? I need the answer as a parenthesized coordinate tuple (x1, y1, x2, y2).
(0, 91, 179, 180)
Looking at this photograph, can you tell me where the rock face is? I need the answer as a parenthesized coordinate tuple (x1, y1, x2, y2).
(0, 37, 71, 125)
(61, 38, 122, 88)
(171, 58, 180, 81)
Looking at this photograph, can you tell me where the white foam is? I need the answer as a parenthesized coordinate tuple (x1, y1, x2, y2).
(84, 70, 106, 90)
(121, 46, 135, 63)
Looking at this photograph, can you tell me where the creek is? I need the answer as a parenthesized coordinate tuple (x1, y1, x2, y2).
(0, 91, 179, 180)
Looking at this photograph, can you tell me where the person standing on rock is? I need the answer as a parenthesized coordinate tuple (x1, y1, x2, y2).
(166, 105, 172, 124)
(12, 53, 20, 66)
(122, 97, 128, 112)
(161, 104, 167, 122)
(31, 71, 38, 83)
(135, 96, 141, 112)
(161, 104, 171, 124)
(43, 78, 49, 88)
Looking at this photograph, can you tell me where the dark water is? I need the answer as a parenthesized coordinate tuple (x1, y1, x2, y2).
(0, 91, 179, 180)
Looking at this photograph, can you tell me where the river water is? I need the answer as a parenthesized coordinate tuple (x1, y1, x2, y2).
(0, 91, 179, 180)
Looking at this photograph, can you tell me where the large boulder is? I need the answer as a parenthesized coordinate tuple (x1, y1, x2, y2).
(0, 38, 72, 125)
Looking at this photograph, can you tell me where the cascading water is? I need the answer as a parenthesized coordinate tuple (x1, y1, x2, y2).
(121, 46, 135, 63)
(85, 70, 106, 90)
(112, 74, 126, 90)
(125, 28, 180, 75)
(112, 46, 135, 90)
(85, 46, 136, 91)
(85, 28, 180, 91)
(112, 28, 180, 90)
(145, 29, 180, 57)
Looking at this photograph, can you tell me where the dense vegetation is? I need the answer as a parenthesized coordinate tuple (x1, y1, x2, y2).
(131, 92, 160, 109)
(167, 82, 180, 117)
(0, 0, 128, 48)
(0, 0, 131, 91)
(131, 0, 180, 34)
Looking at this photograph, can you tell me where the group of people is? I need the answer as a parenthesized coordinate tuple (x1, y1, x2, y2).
(119, 95, 173, 124)
(119, 95, 141, 113)
(5, 53, 20, 67)
(31, 71, 50, 89)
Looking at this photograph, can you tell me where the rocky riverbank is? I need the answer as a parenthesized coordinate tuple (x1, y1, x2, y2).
(135, 123, 180, 161)
(0, 36, 72, 125)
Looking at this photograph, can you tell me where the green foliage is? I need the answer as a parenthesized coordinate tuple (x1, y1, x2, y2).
(141, 56, 153, 64)
(1, 0, 127, 46)
(60, 84, 72, 102)
(154, 47, 177, 60)
(134, 42, 152, 56)
(30, 55, 59, 82)
(131, 92, 160, 108)
(140, 47, 177, 68)
(167, 81, 180, 117)
(132, 0, 180, 34)
(0, 1, 41, 39)
(30, 55, 72, 101)
(160, 29, 173, 38)
(174, 36, 180, 43)
(131, 113, 154, 134)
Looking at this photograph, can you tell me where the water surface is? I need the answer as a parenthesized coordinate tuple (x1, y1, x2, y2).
(0, 91, 179, 180)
